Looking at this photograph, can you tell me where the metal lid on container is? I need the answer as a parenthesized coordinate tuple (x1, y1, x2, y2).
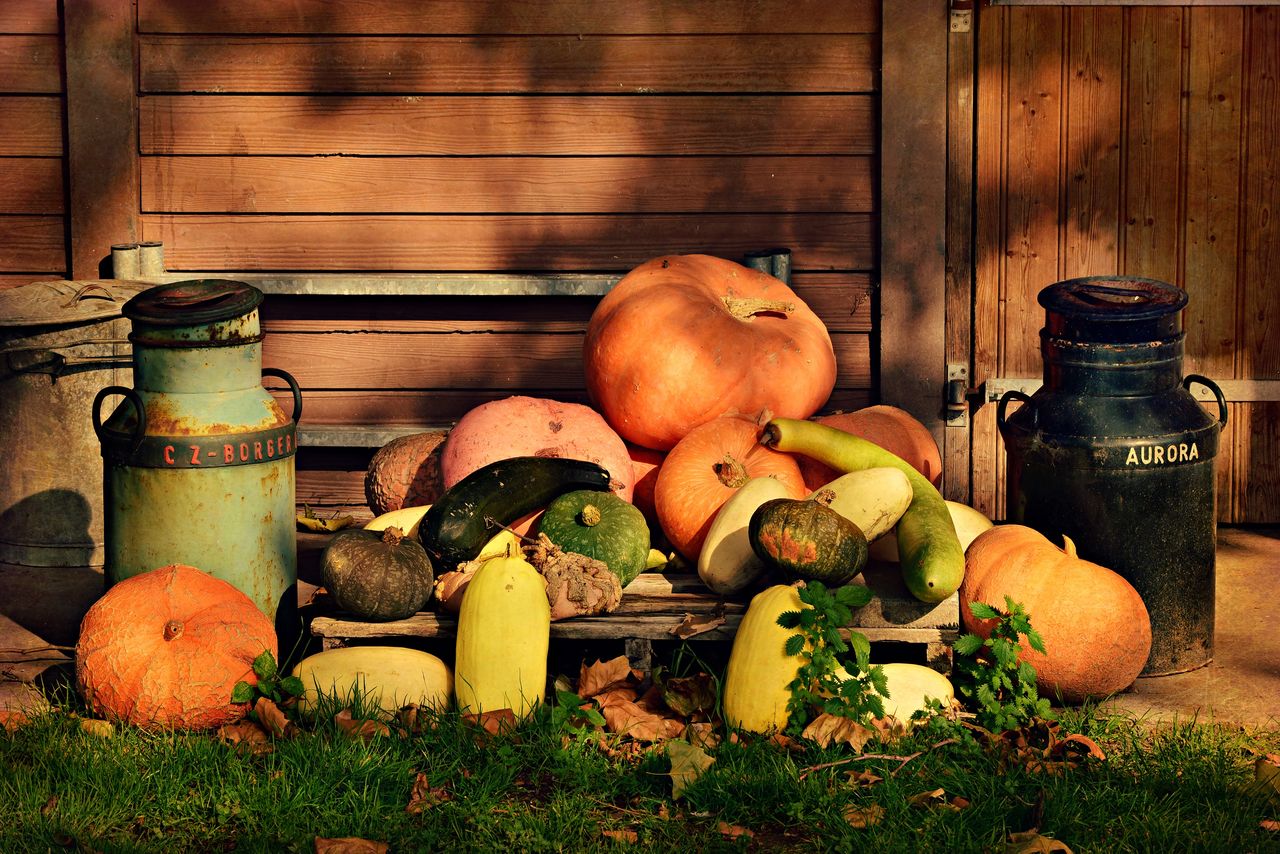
(123, 279, 263, 327)
(1039, 276, 1187, 343)
(0, 280, 152, 327)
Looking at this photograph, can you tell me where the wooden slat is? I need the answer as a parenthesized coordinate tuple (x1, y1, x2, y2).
(1121, 7, 1184, 284)
(1242, 7, 1280, 380)
(138, 0, 881, 35)
(0, 34, 60, 93)
(1236, 403, 1280, 523)
(0, 215, 63, 270)
(139, 95, 876, 156)
(263, 330, 872, 391)
(0, 158, 63, 214)
(140, 34, 876, 94)
(141, 156, 875, 214)
(141, 214, 875, 272)
(1063, 7, 1122, 279)
(0, 273, 56, 290)
(944, 16, 975, 502)
(274, 388, 876, 429)
(0, 0, 58, 34)
(0, 97, 60, 155)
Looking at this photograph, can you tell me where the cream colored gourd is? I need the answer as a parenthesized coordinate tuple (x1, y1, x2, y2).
(291, 646, 452, 717)
(364, 504, 433, 539)
(454, 553, 550, 719)
(878, 663, 954, 725)
(869, 500, 993, 563)
(723, 584, 807, 733)
(806, 467, 912, 544)
(698, 476, 795, 594)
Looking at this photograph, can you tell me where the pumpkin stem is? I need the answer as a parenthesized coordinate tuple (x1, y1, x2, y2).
(811, 488, 836, 507)
(1061, 535, 1077, 559)
(381, 526, 405, 547)
(713, 454, 750, 488)
(162, 620, 184, 641)
(722, 294, 795, 320)
(579, 504, 602, 527)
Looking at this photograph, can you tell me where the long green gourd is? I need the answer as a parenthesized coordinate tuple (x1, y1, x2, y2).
(760, 418, 964, 603)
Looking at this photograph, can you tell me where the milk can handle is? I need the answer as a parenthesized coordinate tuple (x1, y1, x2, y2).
(92, 386, 146, 454)
(996, 390, 1037, 430)
(262, 368, 303, 424)
(1183, 374, 1228, 427)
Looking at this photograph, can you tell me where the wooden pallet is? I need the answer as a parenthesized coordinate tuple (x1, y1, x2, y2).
(302, 533, 959, 672)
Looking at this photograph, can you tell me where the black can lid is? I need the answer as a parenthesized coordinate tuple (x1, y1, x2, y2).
(1039, 276, 1186, 343)
(123, 279, 263, 327)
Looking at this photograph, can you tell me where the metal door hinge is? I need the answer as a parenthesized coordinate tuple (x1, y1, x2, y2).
(950, 0, 974, 33)
(945, 363, 971, 426)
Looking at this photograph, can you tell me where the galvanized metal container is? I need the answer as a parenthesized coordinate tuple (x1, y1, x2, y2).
(998, 277, 1226, 676)
(94, 280, 301, 622)
(0, 281, 150, 567)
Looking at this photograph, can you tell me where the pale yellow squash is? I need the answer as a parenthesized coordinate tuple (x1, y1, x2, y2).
(806, 467, 912, 544)
(454, 554, 550, 719)
(878, 663, 954, 725)
(291, 646, 452, 717)
(698, 476, 795, 595)
(723, 584, 807, 733)
(364, 504, 432, 539)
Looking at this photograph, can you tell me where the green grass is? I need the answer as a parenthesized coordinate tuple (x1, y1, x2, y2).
(2, 697, 1278, 853)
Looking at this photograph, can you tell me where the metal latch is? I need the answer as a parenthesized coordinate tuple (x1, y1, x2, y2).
(950, 0, 974, 33)
(945, 363, 971, 425)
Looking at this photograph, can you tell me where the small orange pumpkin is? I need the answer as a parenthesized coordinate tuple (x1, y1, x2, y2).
(654, 416, 807, 562)
(76, 564, 277, 730)
(364, 431, 447, 515)
(961, 525, 1152, 703)
(626, 442, 666, 525)
(799, 405, 943, 491)
(584, 254, 837, 451)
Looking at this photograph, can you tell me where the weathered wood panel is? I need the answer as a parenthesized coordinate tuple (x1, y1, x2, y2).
(139, 35, 876, 94)
(0, 158, 63, 214)
(138, 0, 880, 35)
(1241, 7, 1280, 382)
(0, 216, 64, 270)
(142, 214, 875, 272)
(0, 0, 58, 34)
(0, 274, 51, 290)
(141, 156, 874, 214)
(0, 97, 61, 155)
(0, 34, 60, 93)
(140, 95, 875, 156)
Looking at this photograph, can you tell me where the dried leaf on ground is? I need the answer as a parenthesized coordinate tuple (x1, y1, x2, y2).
(1004, 831, 1073, 854)
(907, 788, 962, 811)
(601, 829, 638, 844)
(405, 772, 452, 815)
(659, 673, 717, 717)
(717, 821, 753, 839)
(579, 656, 638, 698)
(599, 696, 684, 743)
(334, 709, 390, 741)
(768, 733, 804, 752)
(686, 722, 721, 751)
(296, 508, 354, 533)
(846, 769, 883, 788)
(801, 714, 876, 751)
(254, 697, 293, 738)
(843, 803, 885, 829)
(78, 718, 114, 739)
(314, 838, 388, 854)
(1260, 820, 1280, 832)
(667, 739, 715, 799)
(0, 710, 30, 732)
(41, 795, 58, 816)
(1050, 733, 1106, 762)
(218, 720, 274, 755)
(396, 704, 440, 736)
(668, 608, 726, 640)
(1256, 754, 1280, 803)
(463, 708, 518, 743)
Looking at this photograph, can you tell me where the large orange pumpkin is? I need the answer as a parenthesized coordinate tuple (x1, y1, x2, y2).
(584, 254, 837, 451)
(961, 525, 1152, 703)
(654, 416, 808, 562)
(76, 564, 277, 730)
(799, 405, 943, 491)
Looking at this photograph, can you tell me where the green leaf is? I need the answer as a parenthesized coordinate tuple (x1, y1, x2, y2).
(777, 610, 802, 629)
(849, 633, 872, 668)
(784, 633, 806, 657)
(968, 601, 1001, 621)
(230, 681, 255, 705)
(279, 676, 306, 698)
(252, 650, 278, 681)
(835, 583, 874, 608)
(953, 634, 984, 657)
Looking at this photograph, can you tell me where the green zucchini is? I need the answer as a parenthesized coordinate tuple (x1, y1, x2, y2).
(418, 456, 612, 570)
(760, 418, 963, 603)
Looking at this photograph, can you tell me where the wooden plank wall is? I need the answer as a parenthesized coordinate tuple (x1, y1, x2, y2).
(133, 1, 882, 511)
(973, 5, 1280, 524)
(0, 0, 65, 289)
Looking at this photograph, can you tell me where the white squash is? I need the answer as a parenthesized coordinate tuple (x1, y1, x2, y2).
(878, 663, 955, 725)
(869, 500, 993, 563)
(698, 476, 795, 594)
(806, 467, 912, 543)
(292, 646, 452, 717)
(364, 504, 432, 539)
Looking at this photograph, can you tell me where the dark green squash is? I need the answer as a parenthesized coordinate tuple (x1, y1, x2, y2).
(322, 526, 435, 621)
(537, 490, 650, 587)
(748, 498, 868, 586)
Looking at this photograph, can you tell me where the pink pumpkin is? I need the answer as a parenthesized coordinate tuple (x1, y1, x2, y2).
(440, 396, 636, 502)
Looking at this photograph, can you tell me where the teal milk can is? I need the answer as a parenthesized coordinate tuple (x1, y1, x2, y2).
(93, 280, 301, 624)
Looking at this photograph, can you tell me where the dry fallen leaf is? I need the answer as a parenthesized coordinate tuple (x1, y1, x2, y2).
(659, 673, 717, 717)
(579, 656, 638, 698)
(1004, 830, 1074, 854)
(296, 507, 355, 533)
(314, 838, 388, 854)
(599, 697, 684, 743)
(218, 720, 274, 755)
(334, 709, 391, 741)
(254, 697, 293, 739)
(717, 821, 753, 839)
(801, 713, 876, 751)
(846, 769, 883, 789)
(1256, 754, 1280, 803)
(667, 739, 715, 799)
(843, 803, 885, 829)
(1260, 819, 1280, 832)
(668, 609, 726, 640)
(0, 710, 30, 732)
(463, 708, 518, 743)
(41, 795, 58, 816)
(601, 828, 638, 844)
(686, 722, 721, 751)
(79, 718, 114, 739)
(405, 772, 452, 815)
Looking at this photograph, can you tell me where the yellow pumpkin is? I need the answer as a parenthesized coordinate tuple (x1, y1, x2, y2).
(723, 584, 807, 733)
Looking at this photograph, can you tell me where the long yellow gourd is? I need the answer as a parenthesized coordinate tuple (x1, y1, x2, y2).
(454, 553, 550, 719)
(723, 584, 807, 734)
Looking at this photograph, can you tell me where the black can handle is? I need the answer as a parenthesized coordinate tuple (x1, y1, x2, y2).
(1183, 374, 1228, 428)
(92, 385, 147, 455)
(262, 368, 303, 424)
(996, 390, 1037, 431)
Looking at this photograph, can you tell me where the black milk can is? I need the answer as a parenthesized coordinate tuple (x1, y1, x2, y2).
(998, 277, 1226, 677)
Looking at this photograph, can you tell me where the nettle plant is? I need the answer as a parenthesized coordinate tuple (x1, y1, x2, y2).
(952, 597, 1053, 731)
(777, 581, 889, 734)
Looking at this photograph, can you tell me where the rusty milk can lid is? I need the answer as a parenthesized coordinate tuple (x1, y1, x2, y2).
(1039, 276, 1187, 344)
(123, 279, 263, 327)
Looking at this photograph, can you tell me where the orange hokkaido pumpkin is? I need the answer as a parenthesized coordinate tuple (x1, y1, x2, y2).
(76, 564, 277, 730)
(654, 416, 808, 562)
(799, 405, 943, 491)
(626, 443, 666, 525)
(961, 525, 1152, 703)
(584, 254, 837, 451)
